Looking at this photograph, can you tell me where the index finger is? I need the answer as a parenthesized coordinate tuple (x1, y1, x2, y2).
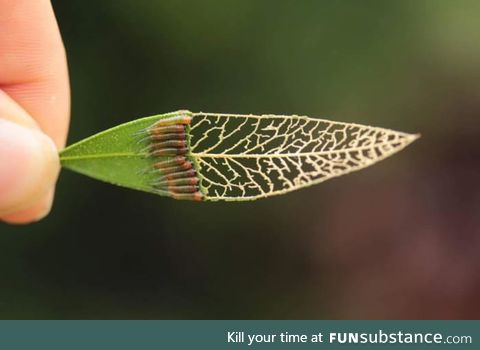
(0, 0, 70, 148)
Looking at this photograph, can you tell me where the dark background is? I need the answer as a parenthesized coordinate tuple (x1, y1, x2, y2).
(1, 0, 479, 319)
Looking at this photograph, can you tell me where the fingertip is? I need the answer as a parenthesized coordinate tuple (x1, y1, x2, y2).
(0, 0, 71, 149)
(0, 119, 60, 219)
(1, 189, 55, 225)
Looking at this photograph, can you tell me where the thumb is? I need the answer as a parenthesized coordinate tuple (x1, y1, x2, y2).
(0, 93, 60, 223)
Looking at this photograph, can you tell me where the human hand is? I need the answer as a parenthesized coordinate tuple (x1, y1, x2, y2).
(0, 0, 70, 224)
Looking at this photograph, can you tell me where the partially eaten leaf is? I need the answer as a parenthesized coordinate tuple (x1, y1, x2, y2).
(60, 110, 419, 201)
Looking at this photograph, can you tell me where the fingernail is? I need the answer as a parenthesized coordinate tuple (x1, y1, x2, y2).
(0, 119, 60, 216)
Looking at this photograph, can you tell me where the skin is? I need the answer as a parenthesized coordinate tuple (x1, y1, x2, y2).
(0, 0, 70, 224)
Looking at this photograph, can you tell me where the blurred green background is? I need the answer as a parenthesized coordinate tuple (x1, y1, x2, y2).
(1, 0, 480, 319)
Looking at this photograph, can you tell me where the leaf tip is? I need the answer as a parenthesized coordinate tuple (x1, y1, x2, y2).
(407, 132, 421, 143)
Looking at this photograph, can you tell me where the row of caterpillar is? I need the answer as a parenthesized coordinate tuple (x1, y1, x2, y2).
(145, 114, 203, 201)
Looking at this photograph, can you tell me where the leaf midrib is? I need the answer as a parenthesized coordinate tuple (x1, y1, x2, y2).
(60, 138, 415, 162)
(192, 139, 416, 159)
(60, 152, 145, 161)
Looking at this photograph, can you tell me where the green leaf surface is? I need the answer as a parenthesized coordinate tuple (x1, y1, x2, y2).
(60, 111, 189, 194)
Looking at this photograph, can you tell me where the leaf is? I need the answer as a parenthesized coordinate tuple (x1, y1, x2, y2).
(59, 111, 184, 194)
(60, 110, 419, 201)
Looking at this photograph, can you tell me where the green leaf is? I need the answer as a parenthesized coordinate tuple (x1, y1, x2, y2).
(60, 110, 419, 201)
(60, 111, 189, 194)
